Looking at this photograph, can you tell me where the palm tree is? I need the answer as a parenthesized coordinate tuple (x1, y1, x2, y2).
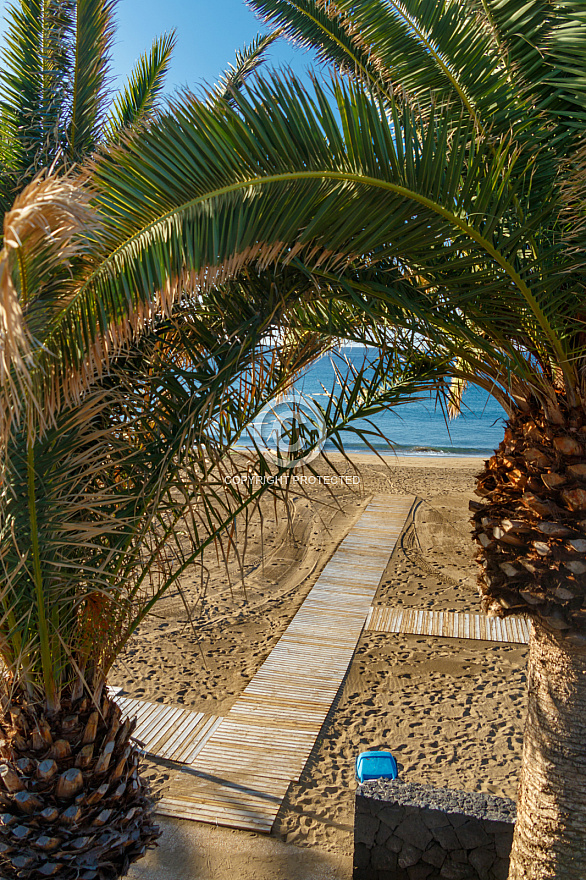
(0, 8, 455, 876)
(46, 0, 586, 873)
(0, 166, 450, 877)
(241, 2, 586, 874)
(0, 0, 176, 213)
(0, 3, 304, 877)
(6, 0, 586, 874)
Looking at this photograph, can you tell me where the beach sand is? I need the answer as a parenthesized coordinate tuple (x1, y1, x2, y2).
(118, 454, 528, 879)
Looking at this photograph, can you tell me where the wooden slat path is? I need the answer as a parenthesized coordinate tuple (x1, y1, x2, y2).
(366, 606, 530, 644)
(158, 494, 415, 832)
(112, 694, 222, 764)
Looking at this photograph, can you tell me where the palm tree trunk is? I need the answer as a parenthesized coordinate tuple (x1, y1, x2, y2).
(508, 624, 586, 879)
(0, 690, 159, 878)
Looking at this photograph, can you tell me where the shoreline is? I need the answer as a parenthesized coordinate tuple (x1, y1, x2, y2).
(234, 447, 491, 466)
(332, 452, 485, 469)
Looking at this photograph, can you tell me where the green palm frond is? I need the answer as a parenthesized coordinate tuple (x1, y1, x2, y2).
(483, 0, 586, 139)
(249, 0, 515, 128)
(0, 0, 75, 208)
(247, 0, 393, 98)
(332, 0, 517, 129)
(0, 294, 321, 702)
(2, 71, 568, 432)
(103, 31, 176, 141)
(212, 31, 281, 104)
(67, 0, 116, 162)
(249, 0, 586, 204)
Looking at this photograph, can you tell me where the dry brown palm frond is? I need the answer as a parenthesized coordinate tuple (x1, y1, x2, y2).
(0, 171, 95, 439)
(3, 171, 94, 257)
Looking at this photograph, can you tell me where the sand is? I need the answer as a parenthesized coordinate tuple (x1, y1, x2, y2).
(117, 454, 528, 879)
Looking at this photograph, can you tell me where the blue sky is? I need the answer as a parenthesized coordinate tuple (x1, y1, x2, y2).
(114, 0, 314, 91)
(0, 0, 317, 94)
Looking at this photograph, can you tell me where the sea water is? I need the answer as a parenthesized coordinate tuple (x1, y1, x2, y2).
(293, 347, 506, 458)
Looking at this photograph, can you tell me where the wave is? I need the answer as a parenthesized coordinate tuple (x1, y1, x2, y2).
(322, 439, 492, 457)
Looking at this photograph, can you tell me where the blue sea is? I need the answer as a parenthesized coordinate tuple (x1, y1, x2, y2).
(292, 346, 506, 458)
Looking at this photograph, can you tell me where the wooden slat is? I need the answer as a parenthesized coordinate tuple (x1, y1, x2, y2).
(110, 695, 220, 765)
(155, 710, 204, 759)
(367, 606, 530, 644)
(160, 494, 414, 831)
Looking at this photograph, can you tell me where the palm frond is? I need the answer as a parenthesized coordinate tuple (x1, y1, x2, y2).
(0, 290, 327, 702)
(67, 0, 116, 162)
(249, 0, 516, 129)
(482, 0, 586, 140)
(0, 171, 94, 438)
(211, 31, 281, 105)
(0, 0, 75, 208)
(103, 31, 176, 141)
(247, 0, 395, 99)
(3, 71, 569, 434)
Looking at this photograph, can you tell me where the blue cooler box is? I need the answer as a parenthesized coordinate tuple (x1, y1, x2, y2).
(355, 750, 398, 783)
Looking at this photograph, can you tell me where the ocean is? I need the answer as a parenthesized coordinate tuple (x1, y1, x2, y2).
(293, 347, 506, 458)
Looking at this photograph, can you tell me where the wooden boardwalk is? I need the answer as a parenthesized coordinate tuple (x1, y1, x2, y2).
(158, 495, 415, 832)
(366, 605, 530, 644)
(112, 694, 221, 764)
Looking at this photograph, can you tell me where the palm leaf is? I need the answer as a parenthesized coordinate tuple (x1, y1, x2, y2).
(4, 73, 568, 434)
(0, 0, 75, 208)
(249, 0, 514, 129)
(247, 0, 395, 98)
(67, 0, 116, 162)
(0, 171, 95, 439)
(103, 31, 176, 141)
(482, 0, 586, 139)
(211, 31, 281, 104)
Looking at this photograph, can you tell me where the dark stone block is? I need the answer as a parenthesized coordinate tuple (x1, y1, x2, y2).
(469, 846, 496, 878)
(432, 825, 461, 851)
(408, 865, 434, 880)
(398, 844, 424, 869)
(355, 814, 380, 848)
(492, 857, 510, 880)
(372, 845, 398, 872)
(355, 781, 516, 880)
(379, 805, 406, 831)
(353, 843, 371, 871)
(355, 798, 369, 815)
(440, 860, 474, 880)
(451, 850, 468, 864)
(456, 821, 491, 850)
(376, 822, 395, 848)
(422, 844, 447, 869)
(494, 832, 514, 859)
(395, 816, 433, 851)
(387, 834, 405, 853)
(422, 810, 451, 830)
(484, 820, 514, 834)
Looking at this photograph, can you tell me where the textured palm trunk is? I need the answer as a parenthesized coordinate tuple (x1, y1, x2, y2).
(0, 690, 159, 878)
(469, 406, 586, 874)
(508, 624, 586, 879)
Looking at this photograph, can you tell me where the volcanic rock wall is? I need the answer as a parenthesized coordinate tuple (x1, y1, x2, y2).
(354, 780, 515, 880)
